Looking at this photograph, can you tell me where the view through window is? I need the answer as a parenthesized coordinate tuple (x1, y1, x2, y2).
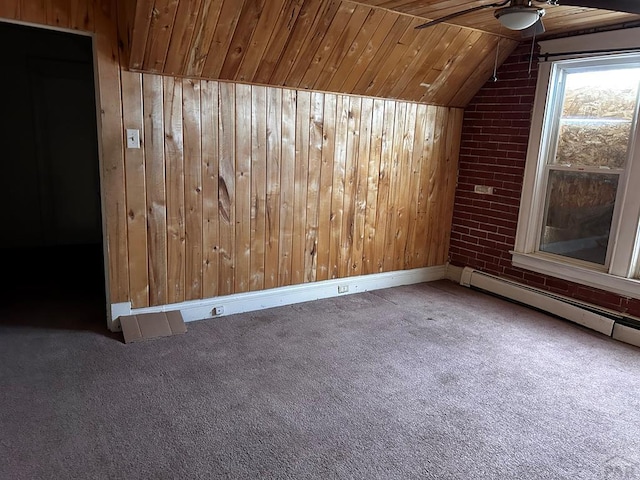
(539, 66, 640, 266)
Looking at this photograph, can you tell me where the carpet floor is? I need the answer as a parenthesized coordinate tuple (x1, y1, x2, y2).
(1, 280, 640, 479)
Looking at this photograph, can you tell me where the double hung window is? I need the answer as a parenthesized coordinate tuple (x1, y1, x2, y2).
(513, 50, 640, 298)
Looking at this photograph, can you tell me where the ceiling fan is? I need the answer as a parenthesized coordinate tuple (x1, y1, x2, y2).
(414, 0, 640, 32)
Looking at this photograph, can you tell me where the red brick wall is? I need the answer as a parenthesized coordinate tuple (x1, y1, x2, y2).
(448, 43, 640, 317)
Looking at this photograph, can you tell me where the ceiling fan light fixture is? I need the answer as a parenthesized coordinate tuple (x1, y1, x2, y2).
(495, 6, 545, 30)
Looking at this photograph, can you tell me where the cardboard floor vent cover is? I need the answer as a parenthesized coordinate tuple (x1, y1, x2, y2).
(120, 311, 186, 344)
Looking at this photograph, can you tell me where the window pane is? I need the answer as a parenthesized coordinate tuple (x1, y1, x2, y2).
(539, 171, 618, 265)
(552, 68, 640, 168)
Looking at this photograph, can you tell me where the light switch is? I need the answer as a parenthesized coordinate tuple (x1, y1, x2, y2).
(126, 129, 140, 149)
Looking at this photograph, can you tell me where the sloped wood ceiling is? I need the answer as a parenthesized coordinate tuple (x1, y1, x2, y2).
(129, 0, 519, 107)
(358, 0, 639, 38)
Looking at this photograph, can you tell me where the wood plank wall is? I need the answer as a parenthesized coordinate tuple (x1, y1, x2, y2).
(121, 75, 463, 308)
(0, 0, 463, 312)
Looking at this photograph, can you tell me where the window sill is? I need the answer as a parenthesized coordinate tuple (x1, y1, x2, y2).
(511, 251, 640, 300)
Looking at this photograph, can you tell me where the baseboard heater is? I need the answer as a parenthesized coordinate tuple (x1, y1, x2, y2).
(458, 267, 640, 348)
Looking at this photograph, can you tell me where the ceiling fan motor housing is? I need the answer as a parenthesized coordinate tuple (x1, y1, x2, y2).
(495, 1, 546, 30)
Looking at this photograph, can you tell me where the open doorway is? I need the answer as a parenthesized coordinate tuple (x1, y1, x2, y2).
(0, 21, 106, 331)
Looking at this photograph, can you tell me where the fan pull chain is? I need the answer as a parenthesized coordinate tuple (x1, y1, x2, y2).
(491, 37, 500, 82)
(528, 27, 537, 76)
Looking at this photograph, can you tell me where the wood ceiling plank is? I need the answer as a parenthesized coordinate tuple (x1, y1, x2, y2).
(401, 24, 465, 103)
(399, 26, 470, 102)
(257, 0, 322, 84)
(235, 0, 290, 82)
(351, 14, 412, 95)
(184, 0, 224, 77)
(378, 21, 444, 99)
(363, 18, 425, 97)
(201, 0, 246, 79)
(325, 7, 387, 92)
(385, 24, 443, 99)
(307, 4, 372, 91)
(447, 36, 516, 107)
(129, 0, 154, 69)
(252, 0, 305, 84)
(427, 30, 491, 106)
(143, 0, 180, 72)
(283, 0, 344, 88)
(164, 0, 202, 75)
(336, 10, 399, 93)
(219, 0, 267, 80)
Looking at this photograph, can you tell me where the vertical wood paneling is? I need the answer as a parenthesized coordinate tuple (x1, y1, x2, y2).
(405, 103, 427, 269)
(121, 71, 149, 308)
(218, 82, 236, 296)
(278, 89, 296, 285)
(143, 74, 168, 306)
(362, 98, 384, 274)
(316, 94, 336, 281)
(163, 77, 185, 303)
(304, 92, 324, 283)
(250, 85, 267, 291)
(329, 96, 348, 279)
(414, 105, 437, 267)
(292, 91, 311, 285)
(339, 96, 360, 278)
(95, 0, 130, 304)
(0, 0, 20, 20)
(235, 83, 252, 293)
(1, 0, 466, 318)
(384, 102, 406, 270)
(183, 78, 203, 301)
(351, 97, 373, 277)
(372, 100, 395, 272)
(201, 80, 220, 298)
(264, 87, 282, 289)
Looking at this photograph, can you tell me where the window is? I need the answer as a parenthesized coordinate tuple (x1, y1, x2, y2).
(514, 47, 640, 299)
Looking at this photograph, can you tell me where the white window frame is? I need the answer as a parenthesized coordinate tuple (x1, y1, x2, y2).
(512, 29, 640, 299)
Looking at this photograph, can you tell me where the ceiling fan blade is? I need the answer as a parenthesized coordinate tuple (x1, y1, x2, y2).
(558, 0, 640, 14)
(521, 17, 545, 38)
(415, 1, 509, 29)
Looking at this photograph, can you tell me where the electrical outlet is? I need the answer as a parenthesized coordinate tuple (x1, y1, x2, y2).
(338, 285, 349, 294)
(212, 306, 224, 316)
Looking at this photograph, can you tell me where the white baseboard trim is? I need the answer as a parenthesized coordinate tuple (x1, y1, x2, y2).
(108, 266, 446, 332)
(445, 263, 463, 283)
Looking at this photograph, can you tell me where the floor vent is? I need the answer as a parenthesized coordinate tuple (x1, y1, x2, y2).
(458, 267, 640, 348)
